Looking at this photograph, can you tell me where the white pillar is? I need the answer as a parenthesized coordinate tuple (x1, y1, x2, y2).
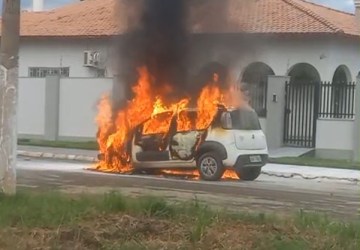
(33, 0, 44, 12)
(44, 76, 60, 141)
(266, 75, 290, 150)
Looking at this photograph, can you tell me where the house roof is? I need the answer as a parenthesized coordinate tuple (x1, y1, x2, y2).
(0, 0, 358, 38)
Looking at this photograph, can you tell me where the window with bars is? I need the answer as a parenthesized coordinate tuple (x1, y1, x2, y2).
(28, 67, 70, 78)
(240, 81, 268, 118)
(319, 81, 356, 119)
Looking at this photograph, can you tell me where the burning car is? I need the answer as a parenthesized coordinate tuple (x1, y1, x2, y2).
(94, 0, 269, 181)
(98, 103, 268, 181)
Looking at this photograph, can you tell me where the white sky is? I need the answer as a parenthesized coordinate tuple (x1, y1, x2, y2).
(312, 0, 355, 12)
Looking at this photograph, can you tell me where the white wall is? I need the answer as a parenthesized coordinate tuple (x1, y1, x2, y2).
(248, 37, 360, 81)
(18, 78, 46, 136)
(316, 119, 355, 150)
(19, 38, 116, 78)
(190, 36, 360, 83)
(19, 36, 360, 83)
(58, 78, 113, 138)
(16, 36, 359, 146)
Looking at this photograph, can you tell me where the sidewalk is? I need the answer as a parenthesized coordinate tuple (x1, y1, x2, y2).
(17, 146, 360, 183)
(269, 147, 312, 158)
(262, 164, 360, 183)
(17, 145, 98, 162)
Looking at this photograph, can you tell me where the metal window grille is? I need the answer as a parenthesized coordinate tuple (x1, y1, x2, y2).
(28, 67, 70, 78)
(245, 81, 267, 117)
(318, 81, 356, 119)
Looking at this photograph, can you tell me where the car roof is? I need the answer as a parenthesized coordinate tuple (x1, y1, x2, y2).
(156, 106, 238, 115)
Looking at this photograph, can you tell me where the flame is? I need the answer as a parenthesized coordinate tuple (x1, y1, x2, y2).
(196, 74, 222, 130)
(96, 67, 155, 173)
(223, 169, 239, 179)
(95, 67, 242, 180)
(96, 95, 113, 153)
(161, 169, 238, 180)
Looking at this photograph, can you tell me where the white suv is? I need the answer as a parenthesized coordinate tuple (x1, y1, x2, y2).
(100, 105, 268, 181)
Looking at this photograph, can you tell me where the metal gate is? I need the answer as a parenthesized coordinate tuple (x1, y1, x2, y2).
(283, 81, 319, 148)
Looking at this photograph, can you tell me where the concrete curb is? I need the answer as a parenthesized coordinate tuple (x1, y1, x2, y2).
(17, 150, 97, 163)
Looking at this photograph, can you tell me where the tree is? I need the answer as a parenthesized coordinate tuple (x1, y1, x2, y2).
(0, 0, 21, 195)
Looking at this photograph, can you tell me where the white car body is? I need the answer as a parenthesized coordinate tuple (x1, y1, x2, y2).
(128, 106, 269, 181)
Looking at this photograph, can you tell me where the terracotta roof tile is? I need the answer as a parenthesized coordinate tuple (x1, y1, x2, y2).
(0, 0, 358, 38)
(1, 0, 119, 37)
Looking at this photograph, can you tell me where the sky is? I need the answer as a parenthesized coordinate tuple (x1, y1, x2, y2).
(0, 0, 75, 11)
(0, 0, 356, 13)
(313, 0, 355, 12)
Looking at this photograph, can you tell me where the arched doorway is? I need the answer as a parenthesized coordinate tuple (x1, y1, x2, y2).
(241, 62, 275, 117)
(288, 63, 321, 84)
(284, 63, 321, 148)
(331, 65, 352, 118)
(332, 65, 351, 83)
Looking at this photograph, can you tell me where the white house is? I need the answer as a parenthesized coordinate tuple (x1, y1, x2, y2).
(1, 0, 359, 159)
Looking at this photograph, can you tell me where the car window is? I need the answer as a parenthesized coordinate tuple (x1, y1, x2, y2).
(176, 110, 197, 132)
(222, 108, 261, 130)
(142, 111, 173, 135)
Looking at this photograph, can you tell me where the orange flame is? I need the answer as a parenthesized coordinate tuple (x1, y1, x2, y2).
(196, 74, 222, 130)
(96, 94, 113, 153)
(95, 67, 241, 180)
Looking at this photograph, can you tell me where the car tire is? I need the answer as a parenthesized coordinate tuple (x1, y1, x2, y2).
(197, 152, 225, 181)
(236, 167, 262, 181)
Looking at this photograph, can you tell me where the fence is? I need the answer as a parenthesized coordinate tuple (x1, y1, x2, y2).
(283, 80, 356, 148)
(18, 77, 113, 140)
(318, 81, 356, 119)
(283, 81, 318, 147)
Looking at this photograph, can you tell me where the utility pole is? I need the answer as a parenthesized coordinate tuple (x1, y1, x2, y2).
(0, 0, 21, 195)
(354, 0, 360, 162)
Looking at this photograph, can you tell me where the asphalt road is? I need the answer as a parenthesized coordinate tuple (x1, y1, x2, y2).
(16, 157, 360, 220)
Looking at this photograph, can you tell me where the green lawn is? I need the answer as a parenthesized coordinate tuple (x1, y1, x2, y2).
(0, 191, 359, 250)
(269, 157, 360, 170)
(18, 139, 98, 150)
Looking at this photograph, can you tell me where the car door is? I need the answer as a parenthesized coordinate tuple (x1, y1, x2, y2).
(134, 111, 174, 162)
(170, 110, 206, 161)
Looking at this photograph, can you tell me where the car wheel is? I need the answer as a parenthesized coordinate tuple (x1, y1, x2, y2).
(197, 152, 225, 181)
(236, 167, 261, 181)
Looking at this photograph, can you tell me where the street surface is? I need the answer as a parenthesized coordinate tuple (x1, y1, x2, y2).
(17, 157, 360, 220)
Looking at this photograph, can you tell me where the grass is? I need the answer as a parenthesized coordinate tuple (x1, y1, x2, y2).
(269, 156, 360, 170)
(0, 191, 359, 249)
(18, 139, 98, 150)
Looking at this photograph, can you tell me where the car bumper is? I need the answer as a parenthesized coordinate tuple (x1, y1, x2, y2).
(233, 154, 268, 170)
(222, 144, 268, 167)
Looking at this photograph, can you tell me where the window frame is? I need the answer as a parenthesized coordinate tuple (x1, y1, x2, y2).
(28, 67, 70, 78)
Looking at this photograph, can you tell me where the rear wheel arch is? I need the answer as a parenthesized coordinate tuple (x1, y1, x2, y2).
(196, 141, 227, 160)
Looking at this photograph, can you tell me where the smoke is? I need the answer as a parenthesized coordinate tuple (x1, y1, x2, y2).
(116, 0, 190, 107)
(114, 0, 256, 112)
